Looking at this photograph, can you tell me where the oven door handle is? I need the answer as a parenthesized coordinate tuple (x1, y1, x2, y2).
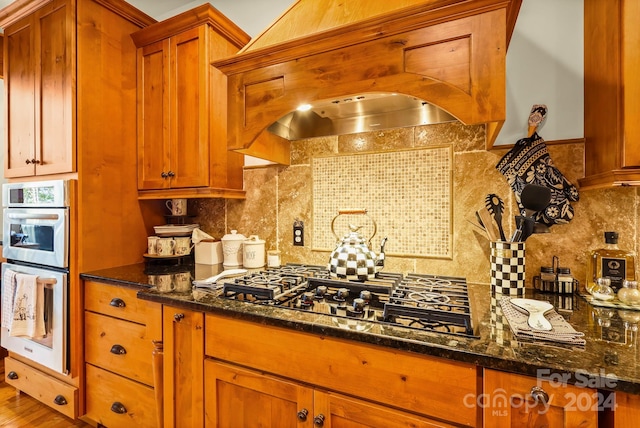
(7, 213, 61, 220)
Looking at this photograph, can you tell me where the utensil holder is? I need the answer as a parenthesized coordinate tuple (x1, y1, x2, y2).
(490, 241, 526, 296)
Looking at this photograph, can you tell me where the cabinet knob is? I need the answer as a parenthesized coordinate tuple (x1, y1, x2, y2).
(111, 402, 127, 414)
(53, 395, 68, 406)
(297, 408, 309, 421)
(25, 159, 39, 165)
(174, 313, 185, 322)
(167, 170, 175, 177)
(313, 414, 325, 427)
(110, 344, 127, 355)
(530, 386, 549, 405)
(161, 171, 169, 178)
(109, 297, 126, 308)
(7, 371, 18, 380)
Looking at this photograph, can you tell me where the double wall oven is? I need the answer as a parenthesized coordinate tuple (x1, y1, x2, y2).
(1, 180, 72, 374)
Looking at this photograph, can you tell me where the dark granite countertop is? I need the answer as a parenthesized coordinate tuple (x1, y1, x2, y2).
(81, 262, 640, 395)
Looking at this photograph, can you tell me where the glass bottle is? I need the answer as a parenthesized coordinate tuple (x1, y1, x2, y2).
(587, 231, 636, 293)
(617, 280, 640, 306)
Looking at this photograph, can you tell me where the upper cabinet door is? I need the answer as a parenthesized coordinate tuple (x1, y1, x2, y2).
(36, 1, 73, 176)
(4, 0, 74, 179)
(169, 26, 210, 189)
(137, 39, 171, 190)
(5, 15, 36, 177)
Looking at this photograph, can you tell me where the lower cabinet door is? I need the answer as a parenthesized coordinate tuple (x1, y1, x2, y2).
(314, 391, 459, 428)
(85, 363, 157, 428)
(204, 359, 312, 427)
(483, 369, 598, 427)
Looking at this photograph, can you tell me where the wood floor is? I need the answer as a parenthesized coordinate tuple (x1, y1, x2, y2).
(0, 364, 91, 428)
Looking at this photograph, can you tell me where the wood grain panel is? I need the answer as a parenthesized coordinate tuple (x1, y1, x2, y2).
(84, 312, 155, 386)
(85, 364, 157, 428)
(205, 314, 481, 426)
(4, 357, 78, 420)
(84, 281, 150, 324)
(405, 37, 470, 94)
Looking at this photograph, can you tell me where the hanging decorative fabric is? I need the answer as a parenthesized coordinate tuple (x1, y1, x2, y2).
(496, 105, 579, 226)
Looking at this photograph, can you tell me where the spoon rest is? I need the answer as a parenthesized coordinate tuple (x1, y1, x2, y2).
(510, 298, 553, 331)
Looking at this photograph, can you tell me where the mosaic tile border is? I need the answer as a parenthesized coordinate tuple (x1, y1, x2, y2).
(312, 146, 453, 258)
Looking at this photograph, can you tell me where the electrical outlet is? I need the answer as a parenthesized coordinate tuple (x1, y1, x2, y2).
(293, 220, 304, 246)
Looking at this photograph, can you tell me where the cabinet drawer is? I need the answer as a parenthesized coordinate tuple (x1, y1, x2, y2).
(4, 357, 78, 420)
(85, 363, 157, 428)
(84, 281, 148, 323)
(205, 314, 481, 426)
(85, 311, 154, 386)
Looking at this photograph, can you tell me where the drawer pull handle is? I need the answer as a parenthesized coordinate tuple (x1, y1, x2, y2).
(297, 408, 309, 421)
(110, 344, 127, 355)
(314, 414, 325, 427)
(174, 313, 185, 322)
(530, 386, 549, 405)
(7, 371, 18, 380)
(109, 298, 126, 308)
(111, 402, 127, 414)
(54, 395, 68, 406)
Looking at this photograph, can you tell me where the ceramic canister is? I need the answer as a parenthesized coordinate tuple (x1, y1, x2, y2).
(221, 230, 246, 266)
(243, 235, 266, 269)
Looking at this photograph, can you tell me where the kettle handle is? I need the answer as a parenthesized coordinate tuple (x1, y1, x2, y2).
(331, 209, 377, 242)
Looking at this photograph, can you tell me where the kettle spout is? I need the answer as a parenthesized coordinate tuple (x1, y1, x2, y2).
(375, 237, 388, 269)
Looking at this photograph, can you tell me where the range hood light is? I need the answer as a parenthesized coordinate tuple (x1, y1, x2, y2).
(267, 92, 458, 141)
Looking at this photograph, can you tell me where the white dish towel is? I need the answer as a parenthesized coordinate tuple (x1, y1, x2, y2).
(9, 273, 45, 338)
(2, 268, 18, 330)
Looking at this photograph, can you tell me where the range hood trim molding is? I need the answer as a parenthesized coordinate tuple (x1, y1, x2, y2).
(213, 0, 521, 164)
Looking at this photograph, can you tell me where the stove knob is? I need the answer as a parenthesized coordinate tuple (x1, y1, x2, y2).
(315, 286, 327, 298)
(336, 288, 349, 300)
(302, 292, 315, 305)
(360, 290, 372, 302)
(353, 298, 366, 312)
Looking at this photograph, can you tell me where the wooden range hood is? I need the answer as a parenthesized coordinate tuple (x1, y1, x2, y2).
(213, 0, 522, 165)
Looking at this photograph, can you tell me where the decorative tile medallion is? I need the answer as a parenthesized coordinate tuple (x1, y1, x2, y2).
(312, 146, 452, 258)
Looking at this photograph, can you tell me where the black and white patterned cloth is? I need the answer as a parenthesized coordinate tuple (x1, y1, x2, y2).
(490, 241, 526, 296)
(496, 106, 579, 226)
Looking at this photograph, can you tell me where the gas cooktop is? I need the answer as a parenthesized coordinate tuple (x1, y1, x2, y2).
(205, 264, 477, 338)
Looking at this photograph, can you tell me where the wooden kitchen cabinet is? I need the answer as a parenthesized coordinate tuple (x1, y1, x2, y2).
(483, 369, 598, 427)
(83, 281, 162, 427)
(131, 4, 250, 199)
(206, 360, 458, 427)
(3, 0, 72, 177)
(162, 307, 204, 428)
(581, 0, 640, 189)
(204, 313, 482, 427)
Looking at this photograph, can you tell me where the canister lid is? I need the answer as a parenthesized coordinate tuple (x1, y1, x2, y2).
(221, 230, 246, 241)
(244, 235, 265, 244)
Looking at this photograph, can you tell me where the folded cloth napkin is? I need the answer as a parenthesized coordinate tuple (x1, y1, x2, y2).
(499, 297, 586, 346)
(2, 269, 18, 330)
(9, 273, 45, 338)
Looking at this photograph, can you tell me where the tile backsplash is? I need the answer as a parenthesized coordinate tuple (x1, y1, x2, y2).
(312, 147, 452, 257)
(191, 122, 640, 288)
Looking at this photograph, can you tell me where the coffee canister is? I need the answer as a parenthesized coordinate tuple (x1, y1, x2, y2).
(221, 230, 246, 266)
(243, 235, 266, 268)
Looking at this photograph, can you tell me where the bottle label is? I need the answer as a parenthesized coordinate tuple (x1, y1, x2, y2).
(602, 257, 626, 289)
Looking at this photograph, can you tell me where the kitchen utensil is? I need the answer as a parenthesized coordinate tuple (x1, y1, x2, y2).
(510, 298, 553, 331)
(485, 194, 506, 241)
(192, 268, 248, 289)
(476, 207, 499, 242)
(328, 209, 386, 281)
(511, 184, 552, 241)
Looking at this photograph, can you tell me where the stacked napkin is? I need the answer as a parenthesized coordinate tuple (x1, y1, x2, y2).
(499, 297, 585, 346)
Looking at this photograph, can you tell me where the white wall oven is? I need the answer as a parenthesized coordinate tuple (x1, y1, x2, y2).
(1, 180, 72, 374)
